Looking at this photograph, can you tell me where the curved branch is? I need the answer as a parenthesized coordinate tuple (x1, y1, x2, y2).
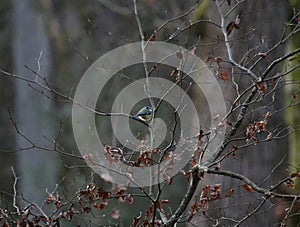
(207, 168, 300, 199)
(165, 168, 200, 226)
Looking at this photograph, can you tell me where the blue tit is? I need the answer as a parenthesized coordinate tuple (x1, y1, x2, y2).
(133, 106, 153, 122)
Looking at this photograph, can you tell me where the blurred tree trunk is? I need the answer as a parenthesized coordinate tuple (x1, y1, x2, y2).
(0, 1, 15, 198)
(285, 2, 300, 226)
(286, 0, 300, 180)
(13, 0, 58, 205)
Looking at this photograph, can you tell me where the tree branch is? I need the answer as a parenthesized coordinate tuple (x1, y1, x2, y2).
(165, 168, 200, 226)
(207, 168, 300, 199)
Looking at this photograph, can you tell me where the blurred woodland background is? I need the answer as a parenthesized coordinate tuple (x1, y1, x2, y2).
(0, 0, 300, 226)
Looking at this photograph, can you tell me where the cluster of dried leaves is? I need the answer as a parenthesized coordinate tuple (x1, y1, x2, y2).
(131, 200, 169, 227)
(0, 183, 132, 227)
(188, 184, 223, 221)
(246, 111, 271, 144)
(104, 145, 155, 167)
(285, 170, 300, 189)
(225, 145, 238, 159)
(77, 183, 133, 210)
(199, 184, 222, 210)
(205, 55, 230, 81)
(104, 144, 180, 185)
(256, 81, 268, 96)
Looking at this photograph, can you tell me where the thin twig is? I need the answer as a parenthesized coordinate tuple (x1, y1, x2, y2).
(11, 167, 21, 216)
(215, 0, 259, 81)
(234, 197, 267, 227)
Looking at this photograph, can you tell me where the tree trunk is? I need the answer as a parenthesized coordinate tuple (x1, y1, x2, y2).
(13, 0, 58, 206)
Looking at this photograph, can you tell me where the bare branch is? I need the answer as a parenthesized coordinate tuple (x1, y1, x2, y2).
(215, 0, 259, 81)
(207, 168, 300, 199)
(11, 167, 21, 216)
(165, 168, 200, 225)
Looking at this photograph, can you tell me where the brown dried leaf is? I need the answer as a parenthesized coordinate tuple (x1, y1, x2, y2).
(214, 56, 223, 64)
(261, 82, 267, 95)
(226, 21, 235, 35)
(55, 200, 61, 210)
(83, 207, 92, 213)
(189, 202, 199, 221)
(225, 120, 233, 126)
(145, 204, 154, 217)
(235, 14, 241, 25)
(264, 191, 273, 197)
(131, 212, 142, 227)
(289, 55, 297, 61)
(157, 200, 169, 210)
(83, 153, 94, 164)
(214, 183, 222, 193)
(149, 30, 157, 41)
(198, 170, 205, 179)
(219, 69, 228, 81)
(255, 121, 264, 132)
(256, 82, 268, 95)
(111, 209, 120, 219)
(201, 185, 210, 198)
(126, 194, 134, 204)
(246, 124, 254, 137)
(264, 111, 270, 120)
(285, 178, 295, 189)
(225, 188, 235, 197)
(190, 158, 197, 167)
(205, 55, 213, 63)
(199, 197, 209, 210)
(209, 191, 219, 200)
(190, 47, 196, 55)
(153, 64, 159, 70)
(258, 52, 269, 59)
(291, 171, 300, 178)
(241, 183, 254, 193)
(266, 132, 273, 141)
(226, 15, 240, 35)
(46, 193, 56, 204)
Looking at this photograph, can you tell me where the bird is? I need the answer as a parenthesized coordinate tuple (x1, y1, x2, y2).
(133, 106, 153, 122)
